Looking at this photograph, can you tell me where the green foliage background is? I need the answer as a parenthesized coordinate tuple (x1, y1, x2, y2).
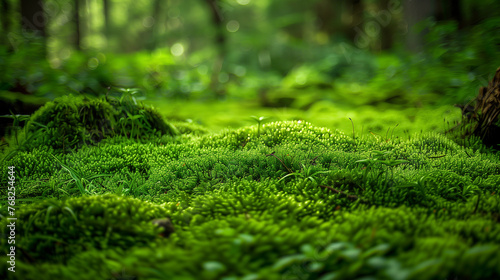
(1, 0, 500, 279)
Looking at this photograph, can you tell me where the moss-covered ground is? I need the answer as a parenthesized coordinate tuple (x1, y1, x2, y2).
(1, 95, 499, 280)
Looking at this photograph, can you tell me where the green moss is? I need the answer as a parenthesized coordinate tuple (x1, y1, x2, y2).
(1, 101, 500, 279)
(5, 94, 178, 155)
(0, 194, 170, 264)
(171, 121, 210, 136)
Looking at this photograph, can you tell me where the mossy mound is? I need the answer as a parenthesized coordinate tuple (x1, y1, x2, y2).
(0, 194, 170, 263)
(171, 120, 210, 136)
(1, 118, 500, 279)
(9, 94, 178, 154)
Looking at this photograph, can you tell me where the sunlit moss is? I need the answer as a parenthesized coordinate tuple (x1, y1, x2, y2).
(1, 106, 500, 279)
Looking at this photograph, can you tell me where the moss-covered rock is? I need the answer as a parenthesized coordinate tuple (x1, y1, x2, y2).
(10, 94, 178, 153)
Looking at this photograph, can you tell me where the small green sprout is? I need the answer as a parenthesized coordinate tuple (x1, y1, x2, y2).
(349, 117, 356, 151)
(355, 150, 408, 191)
(394, 175, 430, 201)
(250, 116, 270, 138)
(277, 163, 331, 186)
(51, 154, 112, 195)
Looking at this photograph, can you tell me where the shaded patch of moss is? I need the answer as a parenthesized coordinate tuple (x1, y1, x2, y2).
(7, 94, 178, 154)
(0, 194, 170, 264)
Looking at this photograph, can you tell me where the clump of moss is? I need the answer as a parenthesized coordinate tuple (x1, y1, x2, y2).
(171, 120, 210, 136)
(8, 94, 178, 154)
(0, 194, 171, 263)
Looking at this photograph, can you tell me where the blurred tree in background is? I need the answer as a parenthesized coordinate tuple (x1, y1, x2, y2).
(0, 0, 499, 105)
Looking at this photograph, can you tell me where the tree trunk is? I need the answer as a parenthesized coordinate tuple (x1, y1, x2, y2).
(74, 0, 81, 50)
(103, 0, 111, 41)
(1, 0, 10, 49)
(378, 0, 394, 50)
(345, 0, 364, 46)
(205, 0, 225, 51)
(314, 0, 343, 38)
(449, 0, 463, 28)
(20, 0, 46, 54)
(403, 0, 435, 52)
(205, 0, 226, 98)
(146, 0, 161, 50)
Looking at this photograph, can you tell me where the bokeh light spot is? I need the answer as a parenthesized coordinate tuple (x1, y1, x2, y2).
(234, 66, 246, 77)
(143, 16, 155, 28)
(168, 18, 182, 30)
(97, 53, 106, 64)
(226, 20, 240, 33)
(197, 65, 208, 75)
(60, 48, 71, 60)
(219, 72, 229, 83)
(49, 58, 61, 69)
(171, 43, 185, 56)
(258, 51, 271, 67)
(88, 57, 99, 70)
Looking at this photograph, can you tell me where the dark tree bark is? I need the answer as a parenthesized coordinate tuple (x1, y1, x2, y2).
(146, 0, 161, 50)
(74, 0, 81, 50)
(449, 0, 463, 27)
(20, 0, 46, 53)
(205, 0, 226, 97)
(378, 0, 394, 50)
(1, 0, 11, 50)
(103, 0, 111, 42)
(314, 0, 343, 37)
(464, 2, 481, 28)
(345, 0, 364, 45)
(403, 0, 435, 52)
(1, 0, 9, 35)
(205, 0, 225, 51)
(436, 0, 464, 28)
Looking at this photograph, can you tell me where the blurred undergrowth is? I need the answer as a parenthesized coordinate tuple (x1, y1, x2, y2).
(1, 17, 499, 109)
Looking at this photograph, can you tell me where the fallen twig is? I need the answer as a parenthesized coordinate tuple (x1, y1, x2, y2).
(319, 185, 363, 201)
(266, 152, 293, 173)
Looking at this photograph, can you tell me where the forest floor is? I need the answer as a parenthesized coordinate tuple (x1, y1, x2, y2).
(1, 96, 499, 280)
